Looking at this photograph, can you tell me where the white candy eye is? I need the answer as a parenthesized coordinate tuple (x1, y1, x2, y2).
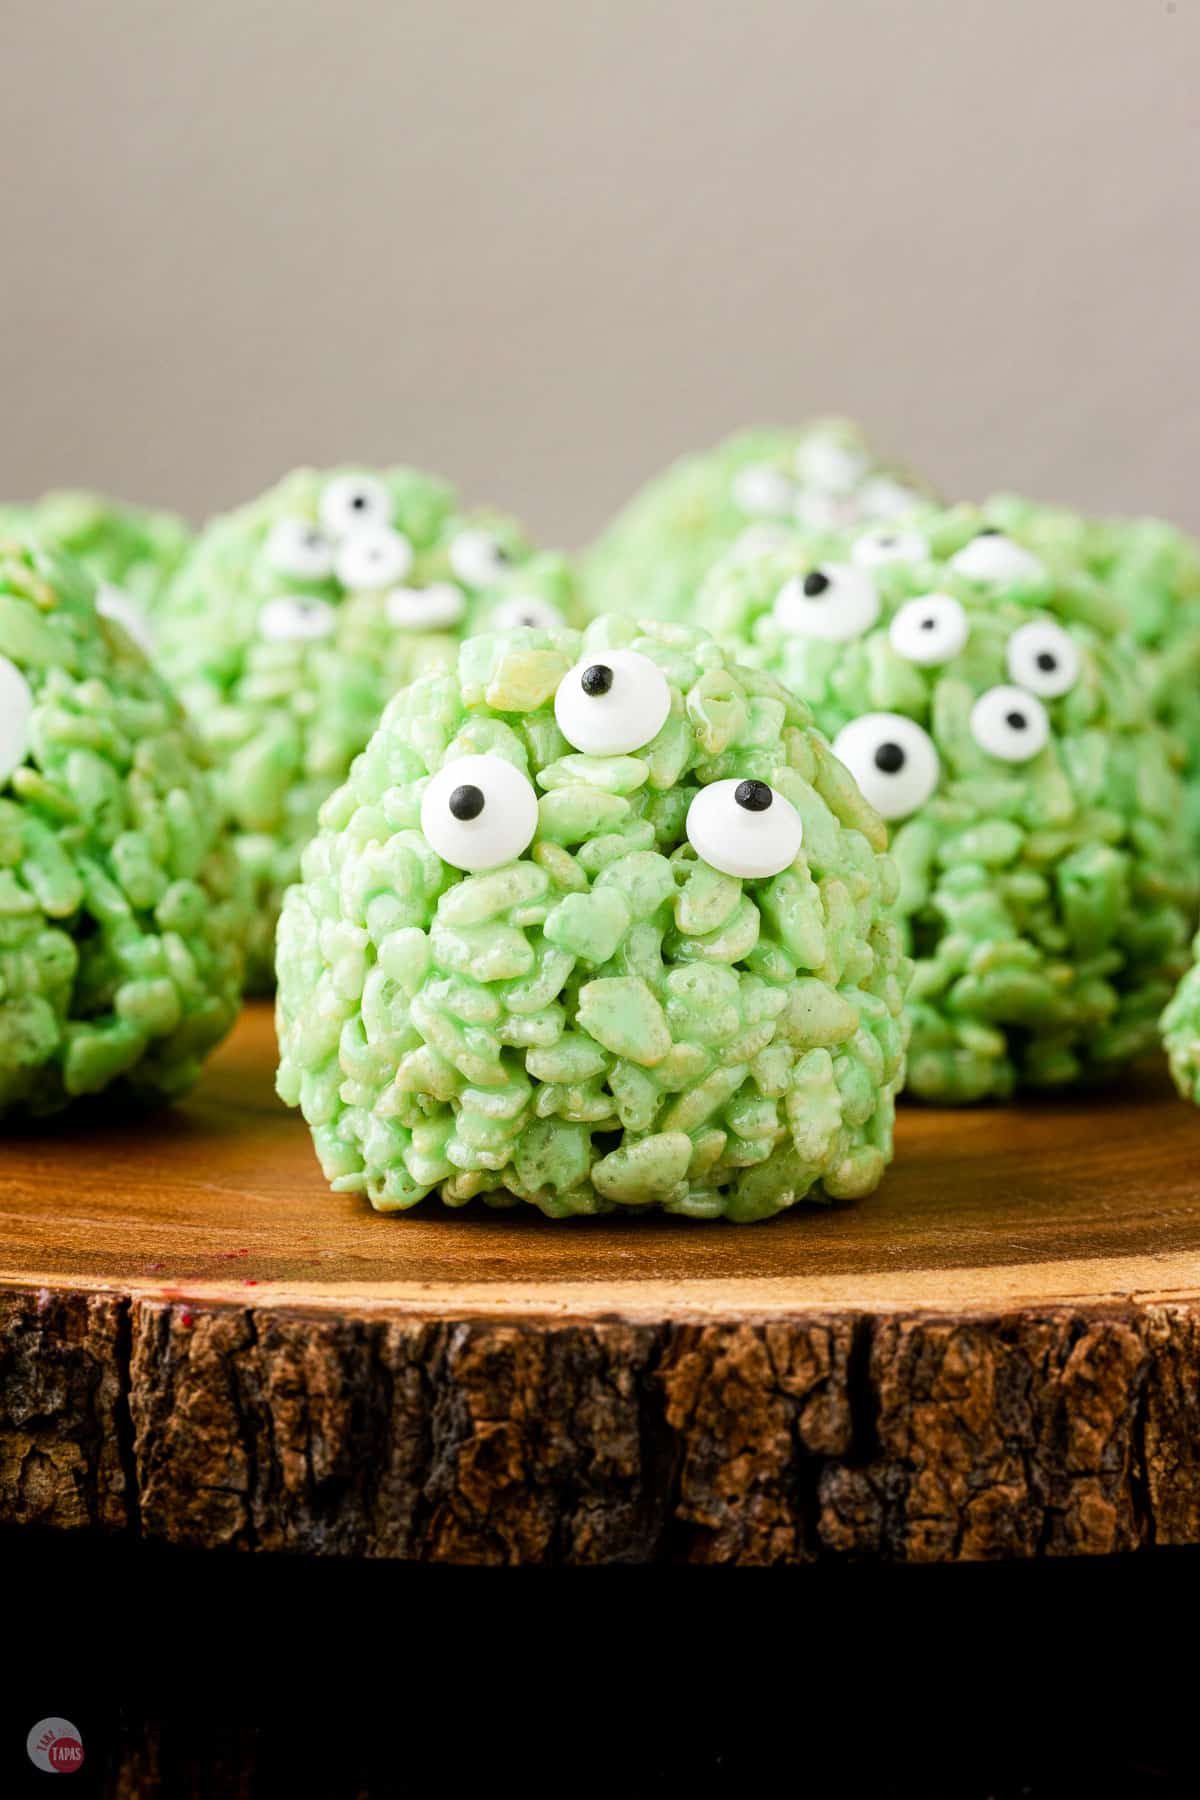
(794, 439, 867, 495)
(833, 714, 940, 821)
(773, 562, 881, 642)
(490, 595, 565, 631)
(449, 530, 513, 589)
(319, 474, 392, 537)
(0, 656, 33, 784)
(335, 526, 414, 591)
(685, 778, 803, 879)
(949, 531, 1047, 587)
(96, 582, 154, 655)
(858, 477, 923, 521)
(969, 685, 1050, 762)
(420, 754, 539, 873)
(385, 584, 467, 631)
(264, 517, 335, 581)
(853, 527, 930, 569)
(554, 648, 672, 756)
(1005, 620, 1080, 699)
(259, 595, 338, 642)
(732, 465, 797, 517)
(793, 491, 851, 531)
(731, 523, 797, 561)
(888, 594, 969, 666)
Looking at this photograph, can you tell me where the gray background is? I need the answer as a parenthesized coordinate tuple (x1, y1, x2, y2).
(1, 0, 1196, 547)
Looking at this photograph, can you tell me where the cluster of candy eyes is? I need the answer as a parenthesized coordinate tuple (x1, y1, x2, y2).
(769, 529, 1050, 651)
(832, 618, 1081, 821)
(421, 650, 803, 880)
(259, 476, 561, 643)
(732, 440, 923, 532)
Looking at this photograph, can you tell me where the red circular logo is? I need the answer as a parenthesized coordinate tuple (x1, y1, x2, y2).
(26, 1719, 85, 1775)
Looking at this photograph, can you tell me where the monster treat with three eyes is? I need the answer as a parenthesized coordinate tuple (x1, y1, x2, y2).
(697, 514, 1196, 1102)
(275, 616, 910, 1219)
(0, 537, 248, 1118)
(154, 466, 575, 990)
(583, 420, 936, 625)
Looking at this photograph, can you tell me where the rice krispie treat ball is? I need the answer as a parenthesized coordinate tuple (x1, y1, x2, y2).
(155, 466, 564, 990)
(276, 616, 910, 1220)
(0, 491, 192, 654)
(698, 520, 1195, 1102)
(0, 537, 247, 1117)
(584, 420, 934, 624)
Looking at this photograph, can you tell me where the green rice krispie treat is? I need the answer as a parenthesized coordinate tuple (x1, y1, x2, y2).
(698, 519, 1195, 1102)
(276, 615, 910, 1219)
(0, 536, 247, 1117)
(584, 420, 934, 624)
(155, 466, 567, 990)
(0, 490, 192, 654)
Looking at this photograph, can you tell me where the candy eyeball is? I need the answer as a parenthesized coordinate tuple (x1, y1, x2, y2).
(264, 517, 335, 581)
(857, 476, 923, 521)
(772, 562, 881, 642)
(449, 530, 513, 589)
(319, 474, 392, 538)
(832, 714, 940, 821)
(419, 753, 539, 872)
(489, 594, 565, 631)
(258, 595, 338, 643)
(385, 583, 467, 631)
(685, 777, 803, 879)
(554, 648, 672, 755)
(334, 526, 414, 592)
(1005, 620, 1080, 699)
(949, 530, 1047, 587)
(852, 526, 930, 569)
(731, 523, 797, 561)
(888, 593, 969, 666)
(732, 465, 797, 517)
(95, 582, 154, 655)
(794, 438, 867, 495)
(970, 685, 1050, 762)
(793, 491, 850, 532)
(0, 655, 34, 784)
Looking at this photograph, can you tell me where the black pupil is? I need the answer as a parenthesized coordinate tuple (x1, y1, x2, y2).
(1036, 651, 1056, 671)
(351, 495, 368, 510)
(734, 779, 773, 812)
(874, 742, 906, 774)
(581, 664, 614, 696)
(448, 784, 485, 821)
(803, 571, 831, 597)
(920, 615, 937, 631)
(1006, 711, 1028, 730)
(978, 528, 1001, 537)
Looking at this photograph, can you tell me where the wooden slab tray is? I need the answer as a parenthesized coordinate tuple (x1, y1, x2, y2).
(3, 1001, 1200, 1564)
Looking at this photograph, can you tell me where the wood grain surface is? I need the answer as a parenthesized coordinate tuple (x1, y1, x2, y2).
(2, 1001, 1200, 1564)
